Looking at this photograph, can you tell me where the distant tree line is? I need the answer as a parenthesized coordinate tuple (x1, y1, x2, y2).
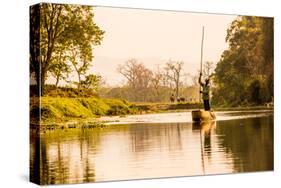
(213, 16, 273, 106)
(100, 59, 200, 103)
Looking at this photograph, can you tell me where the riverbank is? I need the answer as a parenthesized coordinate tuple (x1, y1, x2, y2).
(30, 96, 273, 129)
(30, 97, 134, 124)
(30, 97, 200, 125)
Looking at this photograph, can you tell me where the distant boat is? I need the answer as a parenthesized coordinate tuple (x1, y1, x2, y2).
(192, 110, 216, 122)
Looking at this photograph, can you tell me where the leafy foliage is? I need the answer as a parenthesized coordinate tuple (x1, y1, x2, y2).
(80, 74, 102, 91)
(48, 45, 71, 87)
(30, 3, 104, 95)
(213, 16, 273, 106)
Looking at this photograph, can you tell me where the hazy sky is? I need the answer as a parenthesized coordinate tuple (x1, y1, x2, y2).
(90, 7, 237, 86)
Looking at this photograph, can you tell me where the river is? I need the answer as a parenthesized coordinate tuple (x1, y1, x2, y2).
(30, 110, 273, 185)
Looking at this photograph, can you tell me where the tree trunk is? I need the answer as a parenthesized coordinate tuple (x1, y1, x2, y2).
(33, 66, 41, 96)
(40, 68, 47, 96)
(30, 4, 41, 96)
(176, 82, 179, 99)
(55, 75, 60, 88)
(77, 73, 81, 91)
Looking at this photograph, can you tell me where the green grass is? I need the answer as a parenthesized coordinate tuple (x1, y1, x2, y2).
(30, 96, 272, 126)
(31, 97, 135, 124)
(30, 97, 204, 124)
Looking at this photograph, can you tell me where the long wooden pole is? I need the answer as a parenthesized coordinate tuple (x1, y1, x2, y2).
(198, 27, 205, 109)
(200, 27, 205, 75)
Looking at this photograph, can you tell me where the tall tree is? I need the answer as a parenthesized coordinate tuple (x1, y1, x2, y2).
(164, 60, 184, 99)
(150, 66, 164, 101)
(213, 16, 273, 106)
(48, 45, 71, 87)
(68, 45, 92, 90)
(30, 3, 104, 95)
(30, 5, 41, 96)
(118, 59, 152, 101)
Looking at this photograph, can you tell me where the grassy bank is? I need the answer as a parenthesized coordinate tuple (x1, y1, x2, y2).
(30, 97, 272, 126)
(30, 97, 138, 124)
(30, 97, 201, 124)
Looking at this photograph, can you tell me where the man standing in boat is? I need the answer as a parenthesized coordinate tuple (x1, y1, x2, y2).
(199, 73, 211, 111)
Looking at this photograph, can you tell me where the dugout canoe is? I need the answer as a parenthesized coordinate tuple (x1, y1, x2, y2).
(191, 110, 216, 122)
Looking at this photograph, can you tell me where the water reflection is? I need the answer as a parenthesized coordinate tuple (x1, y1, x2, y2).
(192, 121, 217, 174)
(215, 117, 273, 172)
(30, 115, 273, 185)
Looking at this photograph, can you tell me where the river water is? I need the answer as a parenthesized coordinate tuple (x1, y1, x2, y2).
(30, 110, 273, 185)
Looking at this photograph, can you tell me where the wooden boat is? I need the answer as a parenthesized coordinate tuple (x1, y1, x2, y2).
(191, 27, 216, 123)
(191, 110, 216, 122)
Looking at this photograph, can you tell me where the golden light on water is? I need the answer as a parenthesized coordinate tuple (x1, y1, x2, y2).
(32, 112, 272, 185)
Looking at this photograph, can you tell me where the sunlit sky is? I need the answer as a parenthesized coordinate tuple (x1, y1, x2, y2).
(89, 7, 236, 86)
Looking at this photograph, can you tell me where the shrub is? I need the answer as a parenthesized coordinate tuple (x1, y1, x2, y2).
(103, 99, 131, 115)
